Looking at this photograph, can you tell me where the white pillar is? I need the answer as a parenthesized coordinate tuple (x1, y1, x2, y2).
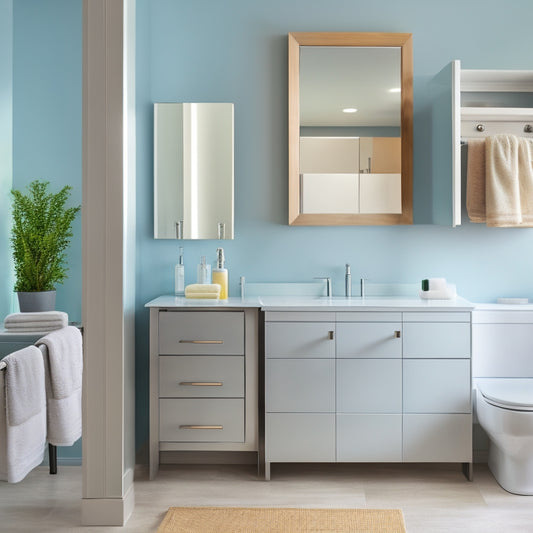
(82, 0, 136, 525)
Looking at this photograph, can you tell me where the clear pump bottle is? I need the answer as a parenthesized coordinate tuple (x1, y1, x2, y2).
(197, 255, 211, 284)
(175, 246, 185, 296)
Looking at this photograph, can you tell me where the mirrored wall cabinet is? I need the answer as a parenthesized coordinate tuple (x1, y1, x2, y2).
(154, 103, 234, 239)
(288, 33, 413, 226)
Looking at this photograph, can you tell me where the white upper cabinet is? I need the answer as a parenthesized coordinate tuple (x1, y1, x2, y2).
(431, 61, 533, 226)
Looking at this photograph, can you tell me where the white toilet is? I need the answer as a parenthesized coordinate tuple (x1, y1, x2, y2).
(476, 378, 533, 495)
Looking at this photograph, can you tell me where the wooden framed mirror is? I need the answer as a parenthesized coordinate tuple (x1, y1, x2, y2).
(288, 32, 413, 226)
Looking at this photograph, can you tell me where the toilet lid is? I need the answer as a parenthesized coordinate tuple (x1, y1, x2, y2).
(478, 378, 533, 411)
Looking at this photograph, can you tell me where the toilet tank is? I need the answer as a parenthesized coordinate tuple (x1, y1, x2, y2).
(473, 305, 533, 378)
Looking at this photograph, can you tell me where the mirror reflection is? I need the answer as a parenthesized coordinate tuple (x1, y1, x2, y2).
(288, 33, 413, 226)
(154, 103, 234, 239)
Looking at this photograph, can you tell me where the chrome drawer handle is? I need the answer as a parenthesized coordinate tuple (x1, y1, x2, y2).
(394, 330, 401, 338)
(328, 331, 334, 340)
(179, 382, 223, 387)
(179, 425, 223, 430)
(179, 340, 223, 344)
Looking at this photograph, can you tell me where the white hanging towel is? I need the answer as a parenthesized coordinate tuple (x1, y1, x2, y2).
(0, 346, 46, 483)
(36, 326, 83, 447)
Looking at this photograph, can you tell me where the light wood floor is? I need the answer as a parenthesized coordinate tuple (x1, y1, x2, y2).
(1, 462, 532, 532)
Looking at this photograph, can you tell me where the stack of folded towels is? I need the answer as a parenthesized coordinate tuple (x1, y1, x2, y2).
(184, 284, 221, 299)
(3, 311, 69, 333)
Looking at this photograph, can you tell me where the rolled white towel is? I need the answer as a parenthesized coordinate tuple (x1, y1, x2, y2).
(428, 278, 447, 291)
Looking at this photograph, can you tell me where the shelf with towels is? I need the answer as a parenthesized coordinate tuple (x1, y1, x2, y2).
(431, 60, 533, 227)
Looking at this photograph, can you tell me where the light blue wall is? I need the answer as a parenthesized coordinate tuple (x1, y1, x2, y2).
(0, 0, 13, 319)
(12, 0, 82, 323)
(9, 0, 82, 463)
(134, 0, 533, 455)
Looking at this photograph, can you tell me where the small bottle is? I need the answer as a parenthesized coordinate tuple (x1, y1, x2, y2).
(212, 247, 228, 299)
(345, 264, 352, 297)
(174, 246, 185, 296)
(197, 255, 211, 284)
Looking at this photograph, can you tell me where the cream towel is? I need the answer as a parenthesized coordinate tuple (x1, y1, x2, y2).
(486, 134, 533, 227)
(36, 327, 83, 447)
(0, 346, 47, 483)
(466, 138, 486, 222)
(185, 283, 221, 299)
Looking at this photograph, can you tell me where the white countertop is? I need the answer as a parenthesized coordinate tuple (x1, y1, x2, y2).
(145, 294, 474, 311)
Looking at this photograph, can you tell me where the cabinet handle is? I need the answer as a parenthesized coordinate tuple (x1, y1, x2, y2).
(179, 425, 223, 430)
(328, 330, 334, 340)
(394, 330, 401, 338)
(179, 340, 223, 344)
(179, 382, 223, 387)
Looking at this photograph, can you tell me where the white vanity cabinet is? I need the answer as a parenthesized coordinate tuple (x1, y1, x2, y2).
(402, 313, 472, 464)
(264, 309, 472, 479)
(336, 313, 402, 462)
(265, 313, 336, 469)
(148, 306, 258, 480)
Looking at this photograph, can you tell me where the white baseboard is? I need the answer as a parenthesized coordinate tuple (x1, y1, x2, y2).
(81, 482, 135, 526)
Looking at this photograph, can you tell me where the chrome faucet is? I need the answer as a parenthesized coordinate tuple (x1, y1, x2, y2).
(315, 277, 332, 297)
(360, 277, 367, 298)
(345, 264, 352, 297)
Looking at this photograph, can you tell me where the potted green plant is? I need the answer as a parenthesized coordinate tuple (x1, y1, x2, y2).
(10, 180, 81, 312)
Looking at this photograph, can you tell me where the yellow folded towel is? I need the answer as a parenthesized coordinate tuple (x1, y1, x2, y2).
(185, 284, 221, 299)
(466, 138, 486, 223)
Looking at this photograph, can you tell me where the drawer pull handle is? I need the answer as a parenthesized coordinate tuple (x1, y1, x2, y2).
(394, 330, 401, 338)
(179, 425, 223, 430)
(179, 340, 224, 344)
(328, 330, 334, 340)
(179, 382, 223, 387)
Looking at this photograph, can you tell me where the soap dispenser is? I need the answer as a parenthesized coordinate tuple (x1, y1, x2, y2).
(197, 255, 211, 284)
(212, 247, 228, 299)
(175, 246, 185, 296)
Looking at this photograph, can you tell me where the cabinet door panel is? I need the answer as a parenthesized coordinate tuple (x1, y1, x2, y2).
(337, 359, 402, 413)
(403, 322, 470, 358)
(159, 356, 244, 398)
(337, 322, 402, 358)
(265, 322, 335, 358)
(266, 359, 335, 413)
(266, 413, 335, 462)
(337, 414, 402, 461)
(403, 359, 471, 413)
(403, 414, 472, 462)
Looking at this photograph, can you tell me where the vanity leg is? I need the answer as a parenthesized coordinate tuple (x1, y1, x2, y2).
(264, 461, 271, 481)
(48, 444, 57, 475)
(462, 462, 473, 481)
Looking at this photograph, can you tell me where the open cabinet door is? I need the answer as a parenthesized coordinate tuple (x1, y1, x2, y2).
(430, 60, 461, 226)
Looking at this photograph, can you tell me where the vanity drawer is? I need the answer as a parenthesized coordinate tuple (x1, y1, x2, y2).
(265, 322, 335, 358)
(159, 398, 244, 442)
(336, 322, 402, 358)
(159, 356, 244, 398)
(403, 322, 470, 358)
(159, 311, 244, 355)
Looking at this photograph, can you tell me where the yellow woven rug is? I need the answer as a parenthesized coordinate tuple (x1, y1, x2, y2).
(157, 507, 407, 533)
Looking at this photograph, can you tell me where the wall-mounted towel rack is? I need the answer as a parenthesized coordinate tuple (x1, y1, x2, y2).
(461, 107, 533, 137)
